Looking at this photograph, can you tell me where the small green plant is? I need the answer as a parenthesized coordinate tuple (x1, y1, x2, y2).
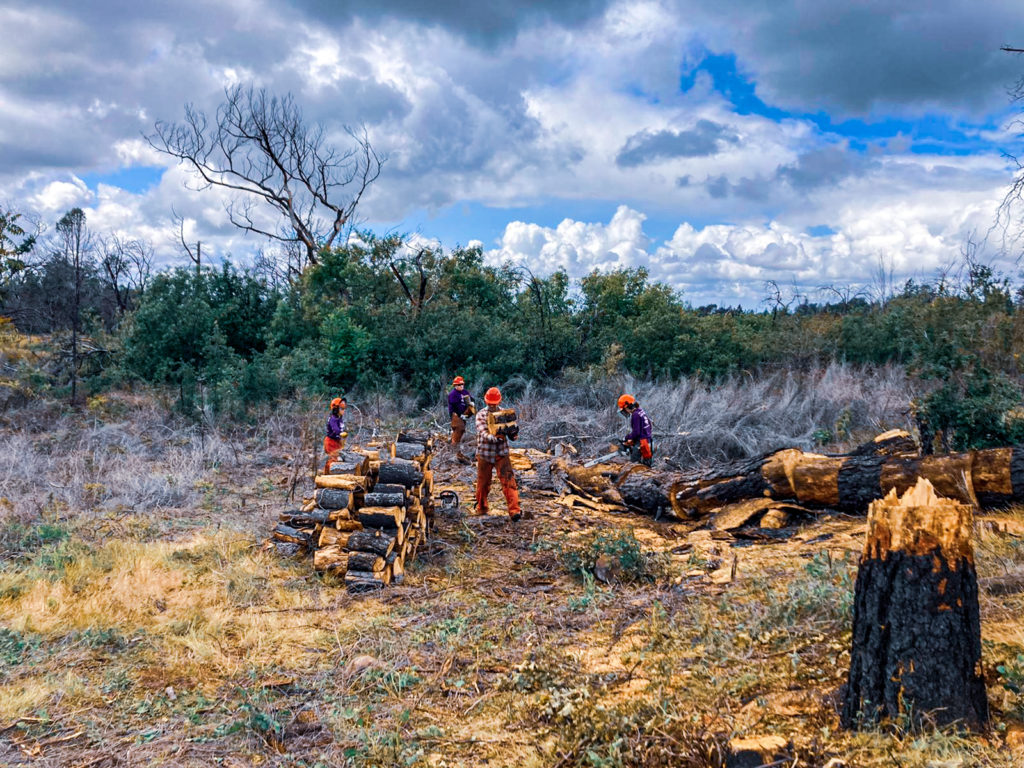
(559, 529, 665, 584)
(0, 626, 28, 666)
(996, 654, 1024, 716)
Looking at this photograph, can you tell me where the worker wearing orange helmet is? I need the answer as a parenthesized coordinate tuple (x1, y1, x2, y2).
(618, 394, 653, 467)
(323, 396, 347, 471)
(473, 387, 522, 521)
(447, 375, 475, 462)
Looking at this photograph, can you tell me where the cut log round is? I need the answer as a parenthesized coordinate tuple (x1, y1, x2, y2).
(355, 505, 405, 529)
(328, 458, 367, 476)
(334, 519, 363, 532)
(346, 529, 396, 558)
(314, 545, 347, 573)
(315, 474, 369, 491)
(347, 551, 385, 573)
(841, 478, 987, 730)
(371, 483, 407, 496)
(314, 488, 354, 511)
(396, 430, 432, 448)
(364, 492, 407, 509)
(318, 527, 352, 548)
(378, 459, 424, 488)
(393, 442, 426, 462)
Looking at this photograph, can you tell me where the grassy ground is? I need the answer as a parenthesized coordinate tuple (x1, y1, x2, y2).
(2, 400, 1024, 765)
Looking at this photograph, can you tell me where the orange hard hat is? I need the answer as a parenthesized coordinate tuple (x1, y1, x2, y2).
(484, 387, 502, 405)
(453, 376, 465, 386)
(617, 394, 636, 410)
(330, 397, 345, 409)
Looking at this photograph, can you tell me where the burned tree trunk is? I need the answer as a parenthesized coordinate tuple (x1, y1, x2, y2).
(841, 478, 987, 731)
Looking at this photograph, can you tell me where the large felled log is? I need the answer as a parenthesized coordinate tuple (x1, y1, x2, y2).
(314, 488, 355, 511)
(355, 505, 405, 529)
(658, 445, 1024, 518)
(377, 458, 424, 488)
(346, 529, 397, 558)
(841, 478, 988, 730)
(363, 491, 407, 508)
(315, 474, 370, 491)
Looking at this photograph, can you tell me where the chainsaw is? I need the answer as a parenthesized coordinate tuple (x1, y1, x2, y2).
(583, 440, 628, 468)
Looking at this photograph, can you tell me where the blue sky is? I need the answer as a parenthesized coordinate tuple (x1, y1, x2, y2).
(3, 0, 1024, 306)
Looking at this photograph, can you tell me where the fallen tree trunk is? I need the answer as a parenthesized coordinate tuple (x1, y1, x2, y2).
(605, 444, 1024, 518)
(841, 478, 988, 730)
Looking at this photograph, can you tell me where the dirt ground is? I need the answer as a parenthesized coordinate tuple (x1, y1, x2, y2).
(2, 437, 1024, 767)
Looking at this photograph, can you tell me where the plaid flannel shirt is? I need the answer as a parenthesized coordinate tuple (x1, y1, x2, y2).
(475, 408, 509, 462)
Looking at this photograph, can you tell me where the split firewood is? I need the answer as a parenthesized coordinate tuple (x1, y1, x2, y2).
(313, 545, 347, 573)
(315, 474, 370, 491)
(841, 478, 987, 730)
(300, 499, 317, 513)
(387, 551, 404, 584)
(334, 519, 363, 532)
(318, 527, 352, 548)
(272, 524, 312, 546)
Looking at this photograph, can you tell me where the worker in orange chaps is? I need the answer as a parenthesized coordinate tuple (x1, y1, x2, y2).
(473, 387, 521, 521)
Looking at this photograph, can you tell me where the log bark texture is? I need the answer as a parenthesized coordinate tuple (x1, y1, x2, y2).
(346, 530, 396, 557)
(355, 505, 405, 529)
(371, 483, 407, 496)
(393, 442, 426, 462)
(347, 551, 384, 573)
(377, 459, 424, 488)
(314, 488, 354, 511)
(315, 474, 369, 491)
(840, 478, 988, 731)
(363, 492, 407, 509)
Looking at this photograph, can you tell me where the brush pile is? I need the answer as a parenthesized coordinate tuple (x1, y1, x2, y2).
(271, 432, 435, 593)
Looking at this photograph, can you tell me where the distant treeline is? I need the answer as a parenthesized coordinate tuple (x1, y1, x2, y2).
(3, 206, 1024, 450)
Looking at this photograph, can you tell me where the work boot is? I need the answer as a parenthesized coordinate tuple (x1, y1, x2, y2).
(509, 513, 522, 522)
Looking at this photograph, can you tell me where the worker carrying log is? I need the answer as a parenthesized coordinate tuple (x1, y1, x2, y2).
(323, 397, 347, 471)
(618, 394, 653, 467)
(447, 375, 475, 463)
(474, 387, 522, 521)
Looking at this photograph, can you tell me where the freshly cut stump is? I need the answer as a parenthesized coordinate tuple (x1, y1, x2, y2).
(841, 478, 987, 730)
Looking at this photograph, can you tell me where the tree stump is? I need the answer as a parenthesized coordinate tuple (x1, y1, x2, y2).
(841, 478, 987, 730)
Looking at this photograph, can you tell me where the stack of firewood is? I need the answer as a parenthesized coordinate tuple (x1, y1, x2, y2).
(271, 433, 434, 593)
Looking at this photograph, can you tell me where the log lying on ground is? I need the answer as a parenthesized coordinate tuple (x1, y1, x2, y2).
(841, 478, 988, 730)
(603, 443, 1024, 518)
(377, 458, 424, 488)
(273, 524, 312, 546)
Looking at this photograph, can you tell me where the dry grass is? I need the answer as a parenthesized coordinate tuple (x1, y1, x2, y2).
(2, 383, 1024, 767)
(468, 362, 913, 464)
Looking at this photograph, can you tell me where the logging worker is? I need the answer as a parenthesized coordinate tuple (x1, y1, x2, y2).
(617, 394, 653, 467)
(323, 397, 347, 471)
(474, 386, 522, 521)
(447, 375, 475, 462)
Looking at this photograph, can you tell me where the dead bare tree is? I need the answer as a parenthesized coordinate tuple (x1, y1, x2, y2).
(55, 208, 93, 405)
(172, 208, 202, 276)
(100, 233, 153, 316)
(149, 85, 383, 267)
